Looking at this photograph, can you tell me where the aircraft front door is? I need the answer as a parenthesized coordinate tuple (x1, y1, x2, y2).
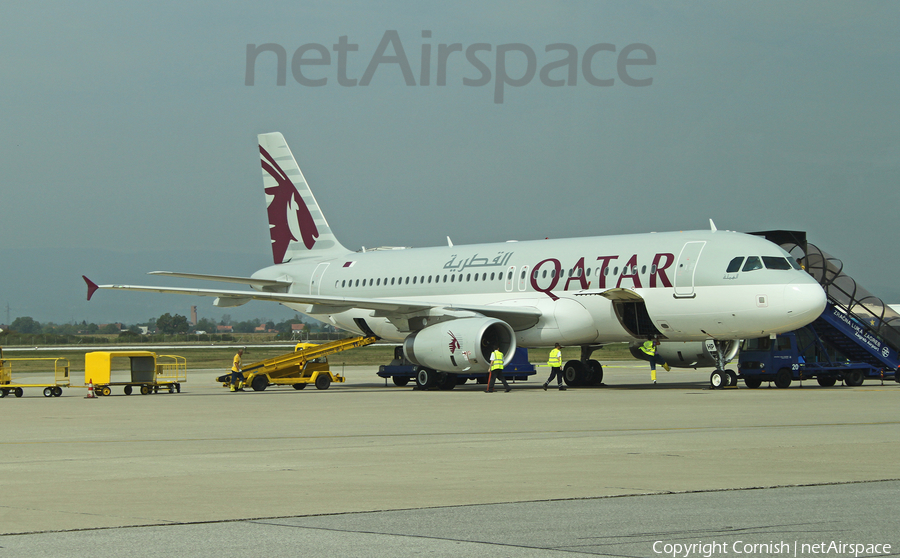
(673, 241, 705, 298)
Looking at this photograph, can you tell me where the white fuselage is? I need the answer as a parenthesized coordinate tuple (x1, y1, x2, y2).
(252, 229, 826, 346)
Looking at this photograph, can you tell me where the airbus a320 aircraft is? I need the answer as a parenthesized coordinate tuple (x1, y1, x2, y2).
(84, 132, 827, 388)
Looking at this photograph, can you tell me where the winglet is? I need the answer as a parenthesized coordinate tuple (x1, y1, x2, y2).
(709, 219, 718, 232)
(83, 276, 99, 301)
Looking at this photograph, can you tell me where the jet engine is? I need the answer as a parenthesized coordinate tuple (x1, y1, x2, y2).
(403, 317, 516, 373)
(629, 340, 741, 369)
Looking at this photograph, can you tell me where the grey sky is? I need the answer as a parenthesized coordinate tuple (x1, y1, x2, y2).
(2, 1, 898, 326)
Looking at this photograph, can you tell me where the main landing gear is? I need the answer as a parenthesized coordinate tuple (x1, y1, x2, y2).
(708, 340, 737, 389)
(563, 346, 604, 387)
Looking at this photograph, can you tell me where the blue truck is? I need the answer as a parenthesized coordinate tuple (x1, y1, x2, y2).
(737, 330, 882, 388)
(378, 347, 536, 389)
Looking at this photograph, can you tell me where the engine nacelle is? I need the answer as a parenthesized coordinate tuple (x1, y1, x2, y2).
(630, 340, 741, 369)
(403, 317, 516, 373)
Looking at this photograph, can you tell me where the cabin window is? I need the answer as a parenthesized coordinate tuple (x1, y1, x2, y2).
(507, 271, 513, 280)
(376, 278, 381, 286)
(742, 256, 763, 272)
(428, 276, 432, 283)
(473, 273, 478, 282)
(390, 278, 394, 285)
(726, 257, 744, 273)
(341, 280, 345, 288)
(586, 268, 591, 276)
(490, 272, 495, 280)
(762, 256, 792, 270)
(613, 267, 619, 275)
(550, 270, 556, 278)
(412, 276, 417, 284)
(641, 265, 647, 274)
(650, 265, 657, 275)
(521, 270, 526, 279)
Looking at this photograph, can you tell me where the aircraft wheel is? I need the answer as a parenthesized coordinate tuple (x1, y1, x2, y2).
(709, 370, 726, 389)
(744, 377, 762, 389)
(587, 360, 604, 385)
(251, 375, 268, 391)
(817, 376, 837, 387)
(292, 383, 307, 390)
(415, 368, 438, 389)
(563, 360, 585, 387)
(44, 387, 54, 397)
(315, 374, 332, 390)
(15, 387, 24, 398)
(774, 368, 792, 389)
(843, 369, 864, 387)
(124, 385, 133, 396)
(726, 370, 738, 386)
(437, 373, 457, 390)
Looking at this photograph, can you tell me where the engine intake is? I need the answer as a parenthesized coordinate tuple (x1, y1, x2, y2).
(403, 317, 516, 373)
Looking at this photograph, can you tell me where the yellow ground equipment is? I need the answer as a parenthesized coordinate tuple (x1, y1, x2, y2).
(218, 336, 377, 391)
(0, 348, 72, 398)
(85, 351, 187, 396)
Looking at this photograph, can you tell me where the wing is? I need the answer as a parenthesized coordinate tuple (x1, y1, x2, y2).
(82, 276, 541, 329)
(147, 271, 292, 291)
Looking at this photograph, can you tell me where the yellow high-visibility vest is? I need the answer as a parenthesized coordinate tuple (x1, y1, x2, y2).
(640, 341, 655, 356)
(547, 348, 562, 367)
(490, 350, 504, 370)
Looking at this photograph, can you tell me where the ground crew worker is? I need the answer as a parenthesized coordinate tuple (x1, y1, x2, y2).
(640, 338, 670, 383)
(542, 343, 566, 391)
(230, 348, 245, 392)
(486, 345, 511, 392)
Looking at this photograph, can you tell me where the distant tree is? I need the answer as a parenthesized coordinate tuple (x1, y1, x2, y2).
(86, 323, 99, 334)
(220, 314, 232, 326)
(195, 318, 217, 333)
(11, 316, 41, 334)
(127, 325, 141, 335)
(99, 323, 120, 334)
(265, 321, 275, 331)
(234, 319, 261, 333)
(156, 313, 190, 334)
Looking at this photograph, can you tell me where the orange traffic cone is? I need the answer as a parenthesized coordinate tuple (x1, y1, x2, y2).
(85, 378, 96, 399)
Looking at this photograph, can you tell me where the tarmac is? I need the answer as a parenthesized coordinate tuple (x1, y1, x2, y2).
(2, 362, 899, 557)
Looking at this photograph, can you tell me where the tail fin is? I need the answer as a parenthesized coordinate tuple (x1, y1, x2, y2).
(258, 132, 349, 263)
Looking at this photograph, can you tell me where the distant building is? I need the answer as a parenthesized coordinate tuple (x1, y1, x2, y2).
(190, 306, 197, 326)
(217, 325, 233, 333)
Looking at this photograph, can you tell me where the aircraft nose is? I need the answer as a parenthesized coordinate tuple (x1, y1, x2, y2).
(783, 276, 827, 326)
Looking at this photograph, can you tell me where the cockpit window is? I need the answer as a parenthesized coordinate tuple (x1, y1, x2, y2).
(762, 256, 792, 270)
(742, 256, 763, 272)
(788, 258, 801, 270)
(726, 257, 744, 273)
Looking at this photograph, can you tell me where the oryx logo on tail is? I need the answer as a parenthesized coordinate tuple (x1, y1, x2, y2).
(260, 145, 319, 263)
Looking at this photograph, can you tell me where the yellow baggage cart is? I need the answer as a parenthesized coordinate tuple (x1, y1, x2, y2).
(0, 348, 72, 398)
(85, 351, 186, 396)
